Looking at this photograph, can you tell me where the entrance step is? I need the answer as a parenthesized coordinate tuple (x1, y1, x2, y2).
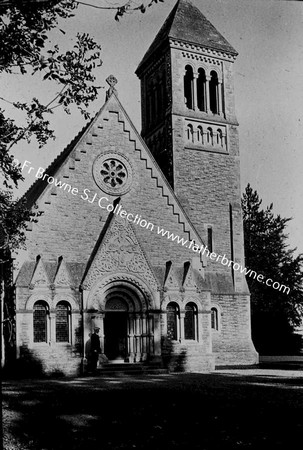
(97, 362, 168, 376)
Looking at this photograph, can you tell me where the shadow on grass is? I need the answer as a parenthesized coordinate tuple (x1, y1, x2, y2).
(2, 349, 65, 380)
(3, 371, 303, 450)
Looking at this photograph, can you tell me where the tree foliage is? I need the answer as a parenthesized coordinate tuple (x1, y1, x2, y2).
(242, 184, 303, 353)
(0, 0, 162, 252)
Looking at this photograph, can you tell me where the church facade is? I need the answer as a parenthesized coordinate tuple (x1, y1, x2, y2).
(13, 0, 258, 376)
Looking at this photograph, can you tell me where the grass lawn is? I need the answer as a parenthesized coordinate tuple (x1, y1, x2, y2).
(2, 369, 303, 449)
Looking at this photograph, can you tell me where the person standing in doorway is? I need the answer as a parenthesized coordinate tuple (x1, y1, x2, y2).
(90, 327, 101, 373)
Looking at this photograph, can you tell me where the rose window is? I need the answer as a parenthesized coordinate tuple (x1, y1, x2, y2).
(100, 159, 127, 188)
(93, 152, 133, 195)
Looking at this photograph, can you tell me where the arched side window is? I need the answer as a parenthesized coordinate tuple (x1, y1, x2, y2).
(184, 65, 194, 110)
(197, 125, 204, 144)
(217, 129, 223, 147)
(167, 302, 179, 340)
(184, 302, 197, 340)
(207, 226, 213, 253)
(187, 124, 194, 143)
(207, 127, 213, 145)
(211, 307, 219, 331)
(33, 301, 49, 343)
(209, 70, 219, 114)
(197, 68, 206, 112)
(56, 301, 71, 343)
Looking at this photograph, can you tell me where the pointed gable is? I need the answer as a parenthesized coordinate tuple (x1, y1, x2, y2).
(82, 214, 159, 291)
(136, 0, 237, 73)
(182, 261, 197, 291)
(54, 257, 72, 287)
(20, 85, 207, 274)
(30, 256, 50, 288)
(164, 262, 180, 291)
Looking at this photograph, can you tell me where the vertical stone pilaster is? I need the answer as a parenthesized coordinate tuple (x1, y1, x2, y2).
(49, 311, 56, 345)
(205, 76, 211, 113)
(180, 312, 185, 341)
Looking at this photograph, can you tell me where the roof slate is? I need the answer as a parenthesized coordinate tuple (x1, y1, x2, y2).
(136, 0, 237, 73)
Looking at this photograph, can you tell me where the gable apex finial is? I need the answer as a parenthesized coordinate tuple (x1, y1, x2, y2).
(106, 74, 118, 100)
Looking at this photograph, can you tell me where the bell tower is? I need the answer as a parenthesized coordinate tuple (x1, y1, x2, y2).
(136, 0, 246, 290)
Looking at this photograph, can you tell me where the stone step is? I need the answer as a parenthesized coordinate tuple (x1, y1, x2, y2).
(97, 362, 168, 376)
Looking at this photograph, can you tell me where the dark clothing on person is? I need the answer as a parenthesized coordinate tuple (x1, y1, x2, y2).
(90, 331, 101, 371)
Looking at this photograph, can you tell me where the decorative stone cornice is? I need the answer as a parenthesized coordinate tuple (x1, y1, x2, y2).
(169, 39, 237, 62)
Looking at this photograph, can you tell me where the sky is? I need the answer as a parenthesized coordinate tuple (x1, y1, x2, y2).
(3, 0, 303, 255)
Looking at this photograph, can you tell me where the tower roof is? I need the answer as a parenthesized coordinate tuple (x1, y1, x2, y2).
(136, 0, 237, 73)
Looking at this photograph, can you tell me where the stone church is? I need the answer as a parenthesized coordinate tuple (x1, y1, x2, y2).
(13, 0, 258, 376)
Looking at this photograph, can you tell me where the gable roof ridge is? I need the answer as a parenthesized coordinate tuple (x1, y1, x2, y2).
(21, 102, 109, 208)
(136, 0, 237, 73)
(136, 0, 179, 73)
(21, 91, 206, 265)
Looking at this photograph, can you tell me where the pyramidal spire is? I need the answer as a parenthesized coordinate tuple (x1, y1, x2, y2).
(136, 0, 236, 73)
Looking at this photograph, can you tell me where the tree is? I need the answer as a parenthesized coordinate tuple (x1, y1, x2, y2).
(0, 0, 162, 253)
(0, 0, 162, 368)
(242, 184, 303, 354)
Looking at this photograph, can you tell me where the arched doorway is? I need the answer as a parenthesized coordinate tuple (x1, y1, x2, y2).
(99, 284, 154, 363)
(104, 297, 128, 361)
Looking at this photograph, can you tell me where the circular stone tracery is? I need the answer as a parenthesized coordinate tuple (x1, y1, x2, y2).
(100, 159, 127, 188)
(93, 152, 133, 195)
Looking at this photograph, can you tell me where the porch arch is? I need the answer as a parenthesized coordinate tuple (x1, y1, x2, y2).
(84, 274, 160, 363)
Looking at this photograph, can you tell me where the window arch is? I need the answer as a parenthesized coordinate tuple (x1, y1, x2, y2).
(217, 129, 223, 147)
(207, 127, 213, 145)
(56, 301, 71, 343)
(211, 307, 219, 331)
(197, 125, 204, 144)
(207, 226, 213, 253)
(184, 65, 194, 110)
(197, 68, 206, 112)
(166, 302, 179, 340)
(184, 302, 197, 340)
(209, 70, 219, 114)
(187, 123, 194, 143)
(33, 301, 49, 343)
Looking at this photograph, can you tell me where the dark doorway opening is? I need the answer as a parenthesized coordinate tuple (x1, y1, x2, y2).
(104, 312, 128, 361)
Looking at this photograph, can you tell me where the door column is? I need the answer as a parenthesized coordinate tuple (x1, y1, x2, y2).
(141, 313, 147, 361)
(134, 313, 142, 362)
(128, 313, 135, 363)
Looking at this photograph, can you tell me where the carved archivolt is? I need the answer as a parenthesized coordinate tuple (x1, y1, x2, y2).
(86, 272, 156, 312)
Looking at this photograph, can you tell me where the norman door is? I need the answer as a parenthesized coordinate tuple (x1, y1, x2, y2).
(104, 312, 128, 360)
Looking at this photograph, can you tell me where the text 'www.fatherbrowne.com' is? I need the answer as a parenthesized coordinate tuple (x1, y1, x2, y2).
(15, 159, 290, 295)
(156, 226, 290, 295)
